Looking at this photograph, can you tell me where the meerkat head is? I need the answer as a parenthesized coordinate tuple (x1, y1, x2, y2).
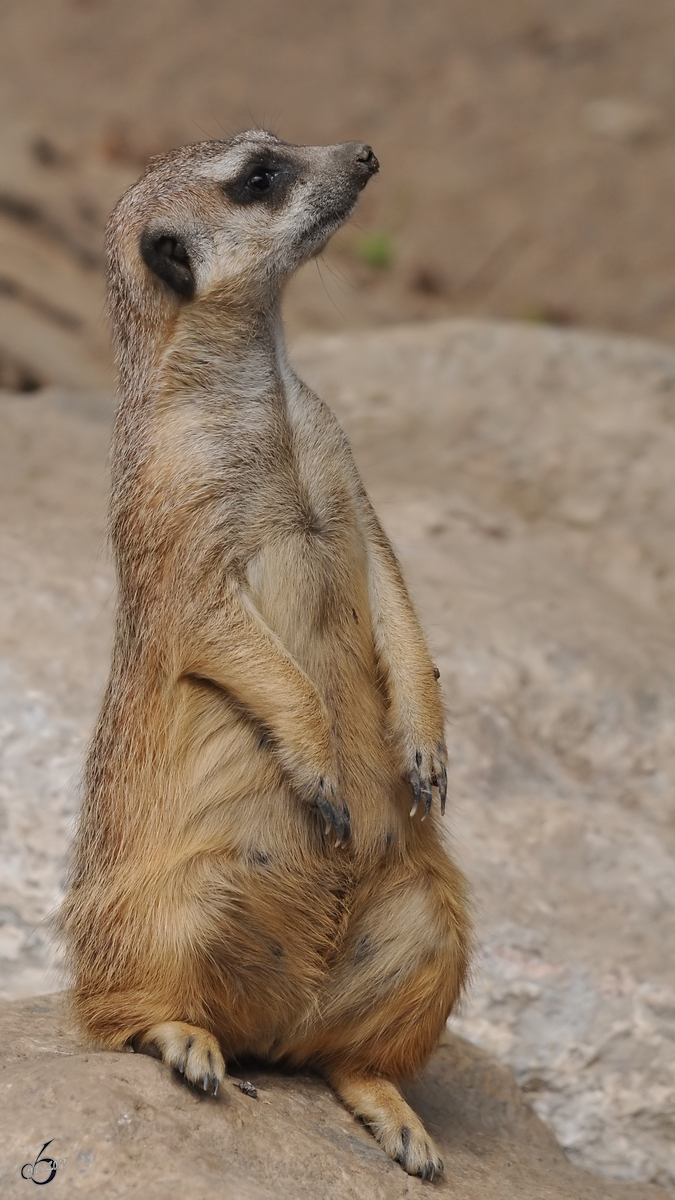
(106, 131, 379, 361)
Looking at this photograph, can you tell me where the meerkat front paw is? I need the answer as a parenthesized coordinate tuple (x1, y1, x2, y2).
(134, 1021, 225, 1095)
(407, 742, 448, 819)
(312, 777, 351, 846)
(386, 1123, 444, 1180)
(327, 1069, 444, 1180)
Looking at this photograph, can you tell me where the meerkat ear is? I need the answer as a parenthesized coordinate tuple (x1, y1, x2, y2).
(139, 230, 195, 299)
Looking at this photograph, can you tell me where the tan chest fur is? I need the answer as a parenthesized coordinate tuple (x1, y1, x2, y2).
(150, 380, 405, 868)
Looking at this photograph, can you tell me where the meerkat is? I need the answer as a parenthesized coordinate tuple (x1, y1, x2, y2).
(60, 131, 470, 1180)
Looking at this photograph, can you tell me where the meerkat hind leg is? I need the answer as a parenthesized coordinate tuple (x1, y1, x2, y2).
(134, 1021, 225, 1095)
(327, 1066, 443, 1180)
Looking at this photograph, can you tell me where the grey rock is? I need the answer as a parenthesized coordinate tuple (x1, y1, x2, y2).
(1, 319, 674, 1191)
(0, 993, 662, 1199)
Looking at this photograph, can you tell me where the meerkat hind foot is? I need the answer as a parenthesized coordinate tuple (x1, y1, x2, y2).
(134, 1021, 225, 1095)
(328, 1068, 443, 1180)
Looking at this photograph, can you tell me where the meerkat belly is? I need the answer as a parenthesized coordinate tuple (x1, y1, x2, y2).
(244, 505, 401, 835)
(157, 678, 352, 1025)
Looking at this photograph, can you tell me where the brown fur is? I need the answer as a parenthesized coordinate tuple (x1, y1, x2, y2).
(59, 131, 471, 1179)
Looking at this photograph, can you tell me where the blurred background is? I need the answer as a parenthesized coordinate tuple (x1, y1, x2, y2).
(3, 3, 675, 1191)
(2, 0, 675, 389)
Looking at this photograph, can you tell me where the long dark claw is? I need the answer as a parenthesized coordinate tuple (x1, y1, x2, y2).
(316, 792, 334, 829)
(421, 780, 433, 819)
(333, 802, 350, 845)
(409, 767, 421, 816)
(439, 764, 447, 816)
(315, 789, 351, 845)
(335, 814, 351, 847)
(343, 808, 351, 842)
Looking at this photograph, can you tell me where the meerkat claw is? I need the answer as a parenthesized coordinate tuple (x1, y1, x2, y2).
(408, 766, 422, 816)
(135, 1023, 225, 1097)
(315, 786, 351, 844)
(409, 746, 448, 819)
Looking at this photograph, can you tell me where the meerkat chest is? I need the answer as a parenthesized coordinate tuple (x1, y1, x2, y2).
(243, 410, 371, 654)
(247, 476, 367, 635)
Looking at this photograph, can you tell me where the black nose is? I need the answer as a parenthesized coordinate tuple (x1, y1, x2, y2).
(355, 144, 379, 175)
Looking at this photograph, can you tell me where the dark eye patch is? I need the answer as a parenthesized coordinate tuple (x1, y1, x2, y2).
(139, 230, 195, 299)
(224, 158, 295, 207)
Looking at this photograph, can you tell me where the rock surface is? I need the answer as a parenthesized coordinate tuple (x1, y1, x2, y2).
(0, 319, 674, 1192)
(0, 993, 662, 1200)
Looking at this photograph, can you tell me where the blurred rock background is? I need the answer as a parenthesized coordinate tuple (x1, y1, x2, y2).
(3, 0, 675, 388)
(1, 1, 675, 1195)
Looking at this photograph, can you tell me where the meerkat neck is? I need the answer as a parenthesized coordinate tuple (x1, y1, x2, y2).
(175, 295, 289, 405)
(115, 293, 292, 413)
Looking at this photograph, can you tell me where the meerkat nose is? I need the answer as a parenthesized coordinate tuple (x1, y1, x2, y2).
(355, 144, 379, 175)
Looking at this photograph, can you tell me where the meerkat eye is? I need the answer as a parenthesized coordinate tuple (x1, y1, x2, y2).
(224, 161, 289, 206)
(139, 230, 195, 300)
(245, 168, 276, 195)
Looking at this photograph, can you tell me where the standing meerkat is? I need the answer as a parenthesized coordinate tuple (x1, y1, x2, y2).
(61, 131, 470, 1180)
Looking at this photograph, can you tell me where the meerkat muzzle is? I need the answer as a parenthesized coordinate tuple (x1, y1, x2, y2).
(347, 142, 380, 188)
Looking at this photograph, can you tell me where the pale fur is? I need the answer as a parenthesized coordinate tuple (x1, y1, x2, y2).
(59, 131, 471, 1179)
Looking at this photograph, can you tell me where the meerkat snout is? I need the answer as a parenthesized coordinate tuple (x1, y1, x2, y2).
(126, 132, 379, 308)
(353, 143, 379, 182)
